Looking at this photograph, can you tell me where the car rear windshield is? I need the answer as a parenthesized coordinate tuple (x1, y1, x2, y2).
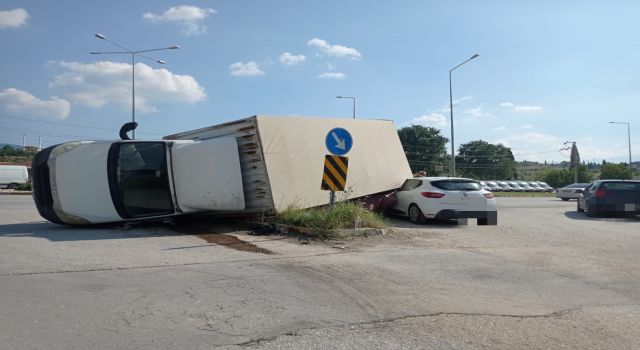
(600, 182, 640, 191)
(430, 179, 481, 191)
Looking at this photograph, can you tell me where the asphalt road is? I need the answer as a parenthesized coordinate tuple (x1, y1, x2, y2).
(1, 195, 639, 349)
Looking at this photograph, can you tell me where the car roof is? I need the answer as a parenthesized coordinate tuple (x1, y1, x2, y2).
(415, 176, 476, 181)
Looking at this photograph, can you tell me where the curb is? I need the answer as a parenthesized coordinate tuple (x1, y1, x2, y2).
(0, 191, 32, 196)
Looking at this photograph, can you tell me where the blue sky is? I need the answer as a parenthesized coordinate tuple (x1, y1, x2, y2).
(0, 1, 638, 163)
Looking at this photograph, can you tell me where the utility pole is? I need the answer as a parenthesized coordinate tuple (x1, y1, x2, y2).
(22, 134, 26, 149)
(38, 136, 42, 151)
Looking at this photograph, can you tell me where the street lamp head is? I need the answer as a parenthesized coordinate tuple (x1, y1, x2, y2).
(168, 45, 180, 50)
(470, 53, 479, 59)
(89, 51, 100, 54)
(337, 96, 342, 98)
(157, 60, 166, 64)
(95, 33, 106, 40)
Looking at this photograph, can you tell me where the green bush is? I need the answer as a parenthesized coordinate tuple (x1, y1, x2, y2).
(16, 183, 32, 191)
(274, 201, 388, 237)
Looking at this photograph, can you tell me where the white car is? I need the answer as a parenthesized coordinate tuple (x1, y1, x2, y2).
(393, 177, 497, 225)
(556, 183, 590, 201)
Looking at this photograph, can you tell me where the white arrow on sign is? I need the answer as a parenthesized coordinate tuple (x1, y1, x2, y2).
(332, 131, 346, 150)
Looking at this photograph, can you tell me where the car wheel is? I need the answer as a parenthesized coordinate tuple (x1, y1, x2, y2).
(577, 201, 584, 213)
(408, 204, 426, 224)
(561, 198, 569, 201)
(7, 183, 18, 190)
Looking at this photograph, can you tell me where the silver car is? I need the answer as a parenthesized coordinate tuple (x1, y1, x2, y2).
(556, 183, 590, 201)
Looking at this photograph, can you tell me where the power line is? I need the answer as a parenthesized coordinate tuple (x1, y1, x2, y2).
(0, 113, 165, 136)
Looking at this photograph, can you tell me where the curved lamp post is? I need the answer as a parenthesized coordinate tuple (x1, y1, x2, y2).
(449, 53, 479, 176)
(336, 96, 356, 119)
(90, 33, 179, 139)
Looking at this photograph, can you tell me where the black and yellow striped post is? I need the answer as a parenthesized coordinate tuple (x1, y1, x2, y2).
(321, 155, 349, 207)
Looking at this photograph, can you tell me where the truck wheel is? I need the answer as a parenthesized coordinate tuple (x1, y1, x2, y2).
(561, 198, 569, 202)
(408, 204, 426, 224)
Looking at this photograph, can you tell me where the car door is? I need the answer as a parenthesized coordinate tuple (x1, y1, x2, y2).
(578, 184, 593, 210)
(394, 179, 423, 214)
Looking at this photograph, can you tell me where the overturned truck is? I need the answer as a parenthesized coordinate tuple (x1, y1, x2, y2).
(32, 115, 412, 224)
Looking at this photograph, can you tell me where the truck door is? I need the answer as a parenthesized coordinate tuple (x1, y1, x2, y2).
(170, 137, 245, 212)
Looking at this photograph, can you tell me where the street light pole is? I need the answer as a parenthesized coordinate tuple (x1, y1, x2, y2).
(91, 33, 179, 140)
(609, 121, 633, 172)
(336, 96, 356, 119)
(448, 53, 479, 177)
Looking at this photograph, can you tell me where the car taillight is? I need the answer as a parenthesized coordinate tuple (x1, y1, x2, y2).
(483, 193, 494, 199)
(421, 192, 445, 198)
(595, 189, 606, 198)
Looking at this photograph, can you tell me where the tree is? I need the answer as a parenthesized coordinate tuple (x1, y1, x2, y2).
(599, 163, 632, 179)
(455, 140, 517, 179)
(535, 164, 593, 188)
(397, 125, 448, 175)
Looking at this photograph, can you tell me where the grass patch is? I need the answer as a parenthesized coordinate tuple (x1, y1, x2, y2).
(493, 191, 555, 197)
(16, 183, 32, 191)
(273, 201, 388, 239)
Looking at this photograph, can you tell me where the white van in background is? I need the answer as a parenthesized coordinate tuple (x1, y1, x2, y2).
(0, 165, 29, 189)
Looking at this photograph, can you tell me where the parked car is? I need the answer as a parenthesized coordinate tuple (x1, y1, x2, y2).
(393, 177, 497, 225)
(479, 181, 492, 192)
(508, 181, 525, 192)
(577, 180, 640, 217)
(497, 181, 514, 192)
(0, 165, 29, 189)
(486, 181, 503, 192)
(527, 181, 546, 192)
(536, 181, 554, 192)
(555, 183, 590, 201)
(516, 181, 535, 192)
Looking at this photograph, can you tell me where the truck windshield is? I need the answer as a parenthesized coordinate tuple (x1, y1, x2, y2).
(108, 142, 174, 218)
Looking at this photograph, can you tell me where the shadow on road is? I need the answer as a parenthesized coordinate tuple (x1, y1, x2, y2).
(564, 211, 640, 222)
(0, 215, 263, 242)
(387, 216, 469, 229)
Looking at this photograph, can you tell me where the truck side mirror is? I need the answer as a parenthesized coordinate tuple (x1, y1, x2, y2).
(119, 122, 138, 140)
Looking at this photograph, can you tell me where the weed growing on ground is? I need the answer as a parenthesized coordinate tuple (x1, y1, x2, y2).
(274, 201, 388, 238)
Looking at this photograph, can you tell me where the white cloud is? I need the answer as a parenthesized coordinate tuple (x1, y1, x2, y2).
(410, 113, 448, 126)
(143, 5, 216, 36)
(317, 72, 346, 79)
(49, 61, 205, 113)
(307, 38, 362, 60)
(0, 8, 29, 28)
(279, 52, 306, 66)
(462, 106, 494, 119)
(492, 126, 507, 132)
(522, 124, 533, 129)
(500, 101, 543, 112)
(0, 88, 70, 119)
(229, 61, 265, 77)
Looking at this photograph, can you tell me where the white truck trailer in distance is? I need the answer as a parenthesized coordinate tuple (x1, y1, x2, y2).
(32, 115, 412, 224)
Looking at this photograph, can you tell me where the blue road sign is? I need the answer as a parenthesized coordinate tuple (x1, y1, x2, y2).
(325, 127, 353, 156)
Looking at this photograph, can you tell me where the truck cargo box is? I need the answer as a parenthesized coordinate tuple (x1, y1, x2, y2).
(164, 115, 412, 212)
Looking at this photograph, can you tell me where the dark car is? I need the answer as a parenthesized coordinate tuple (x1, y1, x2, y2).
(577, 180, 640, 217)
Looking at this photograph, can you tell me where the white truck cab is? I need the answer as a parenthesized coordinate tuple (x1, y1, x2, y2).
(32, 138, 244, 224)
